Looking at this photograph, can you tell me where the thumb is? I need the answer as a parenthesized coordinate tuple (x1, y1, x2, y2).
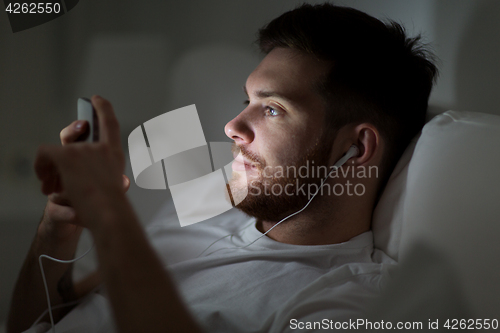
(122, 174, 131, 193)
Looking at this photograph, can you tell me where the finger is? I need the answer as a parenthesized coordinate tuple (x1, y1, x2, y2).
(123, 174, 131, 192)
(34, 145, 64, 195)
(60, 120, 89, 145)
(34, 145, 57, 194)
(46, 200, 78, 224)
(91, 95, 121, 148)
(49, 192, 71, 206)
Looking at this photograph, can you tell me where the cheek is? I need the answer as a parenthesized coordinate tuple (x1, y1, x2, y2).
(254, 118, 321, 167)
(260, 139, 304, 169)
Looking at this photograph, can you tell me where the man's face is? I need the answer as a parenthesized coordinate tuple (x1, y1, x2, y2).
(224, 47, 334, 222)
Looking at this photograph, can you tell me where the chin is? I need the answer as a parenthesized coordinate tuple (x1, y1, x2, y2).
(227, 173, 250, 206)
(229, 177, 309, 223)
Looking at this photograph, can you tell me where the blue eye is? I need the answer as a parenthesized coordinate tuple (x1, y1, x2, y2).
(266, 107, 279, 117)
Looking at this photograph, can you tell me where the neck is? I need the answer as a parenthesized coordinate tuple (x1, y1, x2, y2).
(257, 189, 374, 245)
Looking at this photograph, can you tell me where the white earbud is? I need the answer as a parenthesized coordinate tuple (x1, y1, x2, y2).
(339, 145, 360, 164)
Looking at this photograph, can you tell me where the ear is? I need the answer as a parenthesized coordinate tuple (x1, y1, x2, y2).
(350, 123, 381, 166)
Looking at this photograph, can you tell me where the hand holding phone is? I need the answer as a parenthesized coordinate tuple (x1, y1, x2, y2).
(42, 97, 128, 222)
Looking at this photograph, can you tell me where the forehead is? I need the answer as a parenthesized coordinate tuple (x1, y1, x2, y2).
(246, 47, 330, 106)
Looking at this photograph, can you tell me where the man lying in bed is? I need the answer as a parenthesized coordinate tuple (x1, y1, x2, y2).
(7, 3, 438, 333)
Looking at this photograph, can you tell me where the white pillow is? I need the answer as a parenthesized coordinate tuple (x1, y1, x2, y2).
(398, 110, 500, 318)
(372, 135, 418, 261)
(373, 111, 500, 265)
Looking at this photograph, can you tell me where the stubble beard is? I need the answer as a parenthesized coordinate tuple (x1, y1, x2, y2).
(228, 135, 333, 223)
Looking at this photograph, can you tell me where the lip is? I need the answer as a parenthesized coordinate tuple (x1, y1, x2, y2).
(231, 146, 260, 172)
(232, 153, 261, 172)
(232, 159, 255, 172)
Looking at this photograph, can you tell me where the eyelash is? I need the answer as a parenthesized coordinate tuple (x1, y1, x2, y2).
(243, 100, 281, 117)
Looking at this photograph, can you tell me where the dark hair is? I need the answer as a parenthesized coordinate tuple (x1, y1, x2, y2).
(258, 3, 438, 183)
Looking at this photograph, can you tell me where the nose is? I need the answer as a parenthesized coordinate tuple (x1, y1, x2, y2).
(224, 110, 255, 144)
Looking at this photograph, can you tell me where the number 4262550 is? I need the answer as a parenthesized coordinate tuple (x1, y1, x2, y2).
(5, 3, 62, 14)
(444, 319, 499, 330)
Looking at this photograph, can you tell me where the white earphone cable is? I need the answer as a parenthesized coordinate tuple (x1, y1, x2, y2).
(199, 145, 359, 257)
(36, 145, 359, 332)
(37, 243, 95, 333)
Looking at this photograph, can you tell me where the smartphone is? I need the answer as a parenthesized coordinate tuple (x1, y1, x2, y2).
(77, 98, 99, 142)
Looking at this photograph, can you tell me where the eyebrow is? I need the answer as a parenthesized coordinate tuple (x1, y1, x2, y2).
(242, 85, 294, 105)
